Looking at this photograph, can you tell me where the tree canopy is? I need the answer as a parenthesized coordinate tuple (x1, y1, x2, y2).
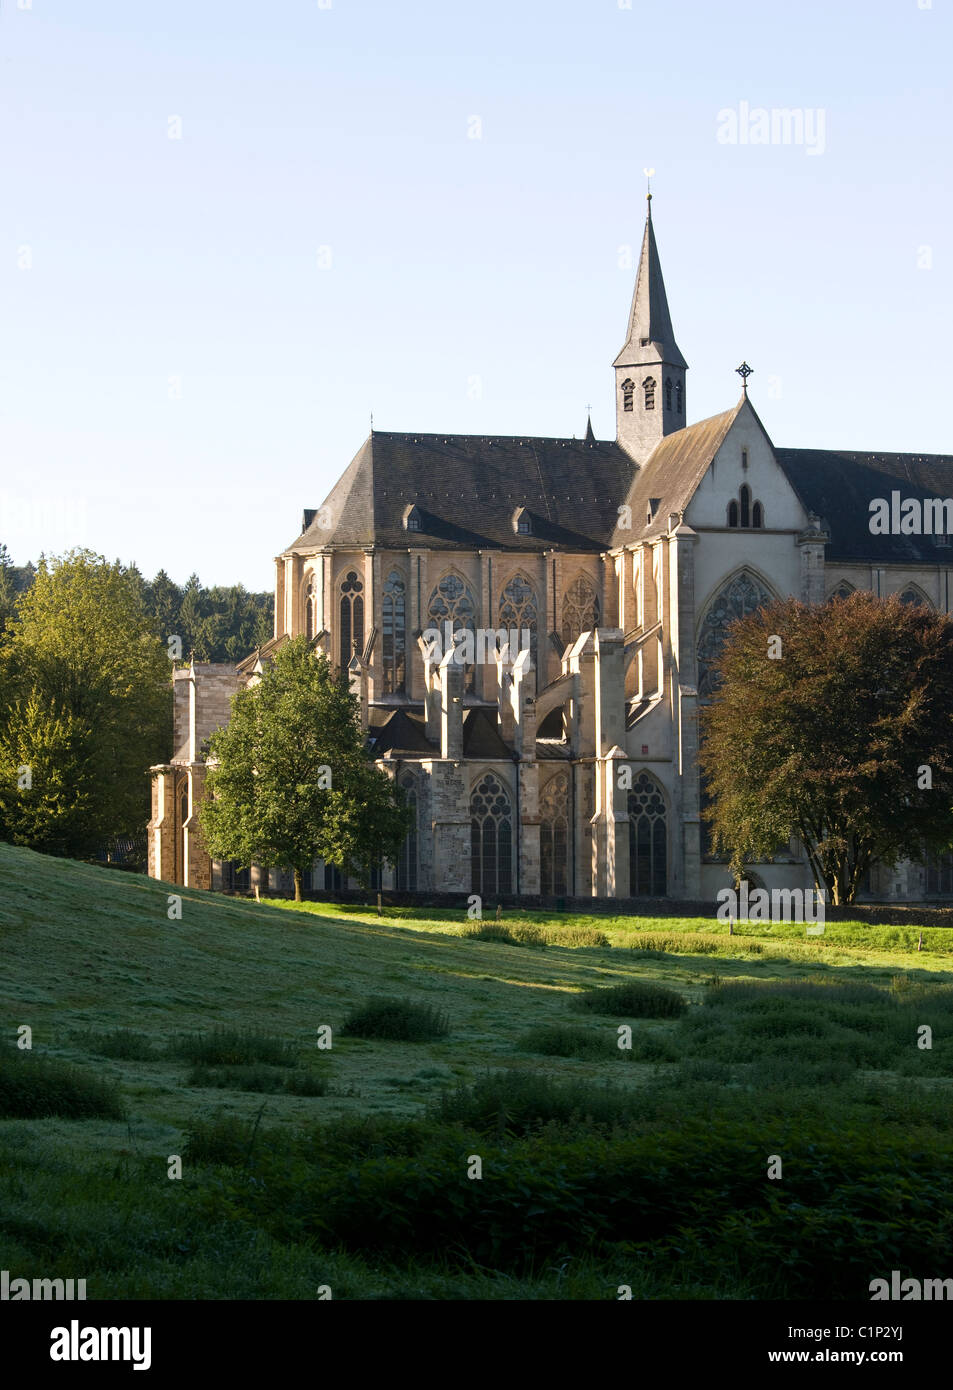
(0, 550, 171, 856)
(699, 591, 953, 904)
(0, 546, 273, 662)
(199, 637, 412, 900)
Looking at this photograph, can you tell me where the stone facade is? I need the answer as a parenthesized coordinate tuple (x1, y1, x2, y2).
(147, 201, 953, 904)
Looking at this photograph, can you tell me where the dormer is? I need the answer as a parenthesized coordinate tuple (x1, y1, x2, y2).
(403, 504, 424, 533)
(512, 506, 533, 537)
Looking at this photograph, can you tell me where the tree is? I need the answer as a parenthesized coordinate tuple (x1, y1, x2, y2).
(0, 550, 172, 856)
(0, 545, 17, 634)
(200, 637, 412, 900)
(320, 762, 416, 891)
(146, 569, 183, 646)
(178, 573, 206, 656)
(699, 591, 953, 904)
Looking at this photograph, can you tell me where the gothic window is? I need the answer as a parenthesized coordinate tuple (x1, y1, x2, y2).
(427, 572, 477, 692)
(899, 587, 931, 608)
(829, 581, 855, 602)
(339, 571, 364, 668)
(621, 378, 635, 412)
(697, 570, 773, 700)
(305, 576, 317, 641)
(643, 376, 656, 411)
(470, 773, 513, 896)
(499, 573, 538, 683)
(675, 380, 683, 414)
(561, 573, 600, 646)
(382, 570, 406, 694)
(926, 849, 953, 897)
(396, 771, 418, 891)
(726, 485, 763, 529)
(665, 377, 672, 411)
(628, 773, 667, 896)
(539, 773, 570, 897)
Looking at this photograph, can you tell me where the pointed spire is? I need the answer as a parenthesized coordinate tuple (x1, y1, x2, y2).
(585, 411, 595, 444)
(613, 199, 687, 370)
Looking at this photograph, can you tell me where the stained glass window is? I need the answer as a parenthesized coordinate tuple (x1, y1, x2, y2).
(628, 773, 667, 896)
(696, 570, 772, 700)
(470, 773, 513, 896)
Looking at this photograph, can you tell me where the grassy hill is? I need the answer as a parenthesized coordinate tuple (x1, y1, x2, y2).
(2, 842, 953, 1300)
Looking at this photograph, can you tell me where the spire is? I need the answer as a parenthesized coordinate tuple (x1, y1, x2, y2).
(613, 194, 689, 462)
(585, 411, 595, 444)
(613, 198, 687, 371)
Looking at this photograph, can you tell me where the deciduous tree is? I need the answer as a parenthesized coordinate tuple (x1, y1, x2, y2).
(0, 550, 171, 855)
(699, 591, 953, 904)
(200, 637, 411, 900)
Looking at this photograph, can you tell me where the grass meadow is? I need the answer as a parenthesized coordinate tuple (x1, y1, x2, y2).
(2, 840, 953, 1299)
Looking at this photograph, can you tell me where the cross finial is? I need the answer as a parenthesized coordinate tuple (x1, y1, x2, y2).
(735, 361, 753, 396)
(643, 166, 655, 213)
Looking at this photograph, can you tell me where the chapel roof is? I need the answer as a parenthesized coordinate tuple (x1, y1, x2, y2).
(282, 430, 635, 556)
(775, 448, 953, 563)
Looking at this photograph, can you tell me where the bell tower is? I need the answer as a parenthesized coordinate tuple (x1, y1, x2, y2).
(614, 194, 688, 463)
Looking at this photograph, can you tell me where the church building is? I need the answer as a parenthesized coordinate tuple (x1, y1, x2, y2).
(148, 197, 953, 903)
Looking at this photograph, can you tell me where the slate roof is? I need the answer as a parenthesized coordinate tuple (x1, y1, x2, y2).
(610, 403, 742, 546)
(235, 634, 287, 676)
(366, 708, 435, 756)
(364, 705, 513, 760)
(281, 414, 953, 567)
(775, 448, 953, 564)
(463, 708, 513, 759)
(283, 431, 636, 555)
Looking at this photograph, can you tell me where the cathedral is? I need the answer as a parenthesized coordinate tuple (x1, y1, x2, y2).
(148, 197, 953, 904)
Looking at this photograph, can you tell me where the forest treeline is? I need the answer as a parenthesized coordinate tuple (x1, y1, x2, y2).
(0, 545, 273, 661)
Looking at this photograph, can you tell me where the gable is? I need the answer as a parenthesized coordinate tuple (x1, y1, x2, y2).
(685, 403, 809, 533)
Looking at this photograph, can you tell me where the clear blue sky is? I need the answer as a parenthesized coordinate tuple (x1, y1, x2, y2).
(1, 0, 949, 591)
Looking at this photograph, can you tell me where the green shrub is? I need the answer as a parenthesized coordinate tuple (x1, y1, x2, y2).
(541, 926, 610, 949)
(183, 1113, 267, 1166)
(341, 997, 450, 1042)
(569, 980, 687, 1019)
(461, 922, 547, 948)
(429, 1068, 640, 1135)
(72, 1028, 158, 1061)
(516, 1024, 619, 1060)
(630, 1031, 680, 1063)
(626, 934, 722, 955)
(165, 1028, 298, 1067)
(704, 978, 888, 1008)
(196, 1113, 953, 1296)
(0, 1051, 124, 1120)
